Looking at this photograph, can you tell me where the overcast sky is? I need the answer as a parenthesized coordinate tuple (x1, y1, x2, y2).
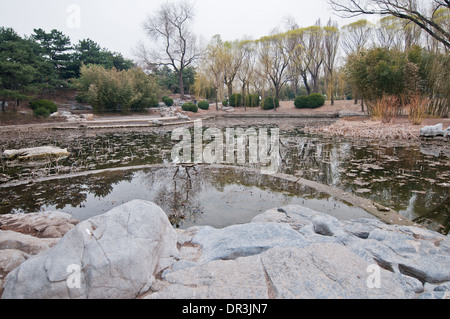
(0, 0, 358, 60)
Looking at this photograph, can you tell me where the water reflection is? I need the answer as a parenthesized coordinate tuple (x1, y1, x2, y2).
(280, 131, 449, 234)
(0, 128, 448, 233)
(0, 165, 374, 229)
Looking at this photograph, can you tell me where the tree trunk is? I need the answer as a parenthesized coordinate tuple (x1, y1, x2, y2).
(274, 86, 280, 112)
(227, 82, 233, 100)
(215, 88, 218, 111)
(178, 71, 185, 99)
(242, 82, 246, 112)
(302, 74, 311, 95)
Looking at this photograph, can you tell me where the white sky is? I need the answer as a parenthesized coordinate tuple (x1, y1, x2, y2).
(0, 0, 360, 60)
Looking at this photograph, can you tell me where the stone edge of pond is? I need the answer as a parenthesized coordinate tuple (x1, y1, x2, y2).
(0, 163, 416, 229)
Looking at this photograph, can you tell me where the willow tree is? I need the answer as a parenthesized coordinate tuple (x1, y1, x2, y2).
(341, 19, 374, 55)
(236, 39, 257, 111)
(341, 19, 374, 108)
(141, 0, 202, 99)
(256, 32, 292, 108)
(286, 28, 310, 95)
(221, 40, 246, 99)
(301, 23, 325, 94)
(323, 19, 340, 105)
(376, 15, 423, 50)
(195, 34, 225, 110)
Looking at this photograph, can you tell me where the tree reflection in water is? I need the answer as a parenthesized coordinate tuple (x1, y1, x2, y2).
(0, 128, 448, 233)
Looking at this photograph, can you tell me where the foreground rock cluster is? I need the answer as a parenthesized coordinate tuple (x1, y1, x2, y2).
(1, 200, 449, 299)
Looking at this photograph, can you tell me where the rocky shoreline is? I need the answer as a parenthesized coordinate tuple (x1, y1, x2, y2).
(1, 200, 449, 299)
(304, 118, 450, 141)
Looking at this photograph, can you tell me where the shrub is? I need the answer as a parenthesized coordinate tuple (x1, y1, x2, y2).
(75, 95, 85, 103)
(409, 94, 428, 125)
(367, 95, 402, 123)
(164, 97, 174, 106)
(294, 96, 309, 109)
(245, 94, 260, 107)
(197, 100, 209, 110)
(74, 64, 159, 114)
(222, 100, 228, 107)
(182, 102, 198, 113)
(132, 96, 159, 111)
(33, 107, 50, 117)
(294, 94, 325, 109)
(29, 99, 57, 114)
(229, 93, 242, 107)
(162, 96, 169, 102)
(307, 93, 325, 108)
(262, 97, 279, 110)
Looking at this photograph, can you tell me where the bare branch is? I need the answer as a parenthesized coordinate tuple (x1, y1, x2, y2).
(327, 0, 450, 49)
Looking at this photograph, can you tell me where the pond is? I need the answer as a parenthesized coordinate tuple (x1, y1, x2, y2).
(0, 165, 373, 229)
(0, 124, 448, 233)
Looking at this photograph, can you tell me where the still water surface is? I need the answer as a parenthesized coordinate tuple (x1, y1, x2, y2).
(0, 127, 448, 233)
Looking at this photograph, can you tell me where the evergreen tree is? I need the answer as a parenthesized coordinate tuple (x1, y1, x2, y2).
(0, 27, 50, 112)
(31, 28, 73, 81)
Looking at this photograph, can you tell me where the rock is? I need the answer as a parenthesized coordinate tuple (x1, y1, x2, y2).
(0, 211, 78, 238)
(58, 111, 73, 117)
(252, 205, 450, 289)
(149, 254, 269, 299)
(151, 119, 164, 126)
(79, 114, 94, 121)
(420, 123, 447, 137)
(147, 243, 415, 299)
(0, 230, 59, 255)
(3, 146, 70, 161)
(191, 222, 309, 263)
(251, 205, 335, 231)
(2, 202, 449, 299)
(0, 249, 29, 277)
(1, 200, 178, 299)
(70, 104, 93, 111)
(260, 244, 414, 299)
(312, 215, 343, 236)
(398, 254, 450, 284)
(176, 113, 190, 120)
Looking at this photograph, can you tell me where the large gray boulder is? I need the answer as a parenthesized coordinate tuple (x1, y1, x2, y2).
(1, 200, 178, 299)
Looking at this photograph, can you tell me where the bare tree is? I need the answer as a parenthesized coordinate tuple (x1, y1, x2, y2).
(141, 1, 202, 98)
(327, 0, 450, 50)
